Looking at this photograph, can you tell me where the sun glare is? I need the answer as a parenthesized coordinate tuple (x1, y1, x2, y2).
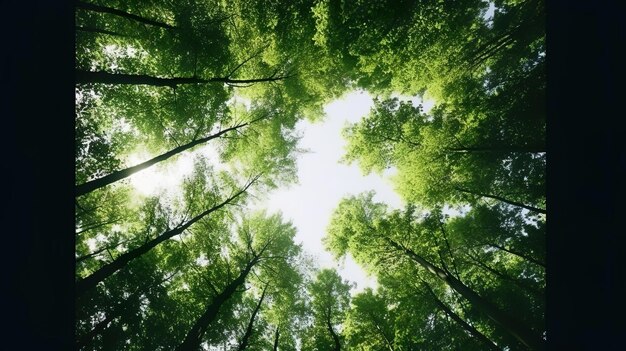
(125, 142, 225, 199)
(126, 149, 195, 197)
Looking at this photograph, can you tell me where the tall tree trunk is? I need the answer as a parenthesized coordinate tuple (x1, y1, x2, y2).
(76, 122, 249, 197)
(175, 254, 263, 351)
(77, 270, 178, 348)
(76, 25, 128, 37)
(366, 311, 395, 351)
(385, 237, 544, 350)
(326, 312, 341, 351)
(76, 177, 257, 297)
(76, 239, 129, 263)
(272, 327, 280, 351)
(236, 284, 269, 351)
(76, 312, 115, 350)
(487, 243, 545, 268)
(76, 217, 124, 235)
(445, 145, 545, 154)
(76, 289, 139, 350)
(421, 282, 500, 351)
(76, 1, 175, 29)
(454, 186, 546, 214)
(75, 70, 291, 88)
(465, 251, 544, 302)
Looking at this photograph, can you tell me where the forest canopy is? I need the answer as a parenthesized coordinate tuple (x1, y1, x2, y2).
(75, 0, 545, 350)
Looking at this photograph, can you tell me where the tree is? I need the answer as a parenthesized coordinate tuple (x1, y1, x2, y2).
(302, 268, 352, 351)
(74, 1, 546, 349)
(343, 98, 545, 214)
(343, 288, 398, 351)
(310, 0, 544, 101)
(174, 250, 262, 351)
(76, 171, 259, 297)
(214, 0, 350, 123)
(76, 116, 265, 197)
(76, 69, 294, 87)
(76, 269, 179, 350)
(371, 264, 502, 351)
(260, 250, 310, 351)
(76, 1, 176, 29)
(235, 284, 269, 351)
(326, 193, 545, 350)
(175, 211, 302, 351)
(419, 280, 501, 351)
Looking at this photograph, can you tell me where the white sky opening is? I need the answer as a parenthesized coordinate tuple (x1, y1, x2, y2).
(251, 90, 435, 295)
(124, 89, 440, 296)
(483, 1, 496, 28)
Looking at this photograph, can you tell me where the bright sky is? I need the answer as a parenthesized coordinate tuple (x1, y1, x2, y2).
(255, 91, 402, 293)
(125, 90, 435, 295)
(126, 139, 222, 200)
(483, 1, 496, 27)
(253, 91, 436, 293)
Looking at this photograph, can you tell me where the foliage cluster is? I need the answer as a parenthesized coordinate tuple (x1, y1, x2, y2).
(75, 0, 544, 349)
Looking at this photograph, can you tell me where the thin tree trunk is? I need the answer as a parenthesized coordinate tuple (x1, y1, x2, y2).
(422, 282, 501, 351)
(454, 186, 546, 214)
(76, 177, 257, 297)
(487, 243, 545, 268)
(77, 270, 178, 349)
(326, 315, 341, 351)
(444, 146, 545, 154)
(76, 122, 249, 197)
(366, 311, 395, 351)
(76, 1, 175, 29)
(175, 250, 266, 351)
(76, 25, 128, 37)
(76, 312, 115, 350)
(76, 289, 139, 350)
(76, 239, 129, 263)
(466, 0, 542, 71)
(385, 237, 544, 350)
(76, 70, 292, 88)
(465, 251, 544, 302)
(272, 327, 280, 351)
(468, 31, 514, 64)
(469, 35, 516, 70)
(236, 284, 269, 351)
(76, 217, 124, 235)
